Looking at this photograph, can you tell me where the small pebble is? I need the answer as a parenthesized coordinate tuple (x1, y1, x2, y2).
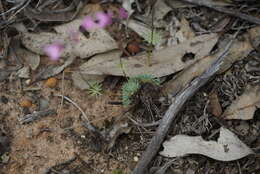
(133, 156, 139, 162)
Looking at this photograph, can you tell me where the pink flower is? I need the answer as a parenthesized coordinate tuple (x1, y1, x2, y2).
(95, 12, 112, 28)
(81, 16, 97, 30)
(81, 12, 112, 31)
(44, 43, 64, 61)
(119, 7, 128, 19)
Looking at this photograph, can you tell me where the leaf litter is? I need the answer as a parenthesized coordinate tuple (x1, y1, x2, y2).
(1, 0, 260, 173)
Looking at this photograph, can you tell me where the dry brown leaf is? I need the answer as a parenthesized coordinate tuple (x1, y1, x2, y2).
(223, 85, 260, 120)
(163, 30, 255, 96)
(80, 33, 218, 77)
(21, 19, 117, 59)
(160, 127, 254, 161)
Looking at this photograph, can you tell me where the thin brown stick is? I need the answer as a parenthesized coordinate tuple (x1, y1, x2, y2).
(133, 31, 239, 174)
(179, 0, 260, 25)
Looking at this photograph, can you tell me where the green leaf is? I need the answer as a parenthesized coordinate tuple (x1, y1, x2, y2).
(88, 81, 102, 97)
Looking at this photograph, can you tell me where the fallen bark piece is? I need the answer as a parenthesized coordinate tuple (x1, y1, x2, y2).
(160, 127, 254, 161)
(80, 33, 218, 77)
(223, 85, 260, 120)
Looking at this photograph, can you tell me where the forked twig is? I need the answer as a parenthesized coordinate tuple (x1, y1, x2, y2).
(133, 31, 239, 174)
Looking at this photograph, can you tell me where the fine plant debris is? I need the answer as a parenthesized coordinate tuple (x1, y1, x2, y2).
(0, 0, 259, 174)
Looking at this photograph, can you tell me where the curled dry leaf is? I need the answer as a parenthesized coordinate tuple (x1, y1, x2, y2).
(160, 127, 254, 161)
(223, 85, 260, 120)
(80, 33, 218, 77)
(21, 19, 117, 59)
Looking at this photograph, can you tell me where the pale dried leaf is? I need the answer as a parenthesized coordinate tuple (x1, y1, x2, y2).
(153, 0, 172, 27)
(160, 127, 254, 161)
(16, 48, 40, 70)
(122, 0, 135, 16)
(163, 31, 254, 96)
(35, 57, 75, 80)
(80, 34, 218, 77)
(21, 19, 117, 59)
(174, 17, 195, 43)
(223, 85, 260, 120)
(17, 66, 30, 78)
(72, 71, 105, 90)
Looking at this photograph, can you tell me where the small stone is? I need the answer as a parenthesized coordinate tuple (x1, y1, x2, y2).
(133, 156, 139, 162)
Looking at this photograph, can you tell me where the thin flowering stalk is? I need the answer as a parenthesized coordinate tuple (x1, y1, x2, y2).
(44, 43, 65, 61)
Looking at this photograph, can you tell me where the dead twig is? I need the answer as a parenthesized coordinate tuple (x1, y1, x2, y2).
(133, 31, 239, 174)
(180, 0, 260, 25)
(19, 109, 56, 124)
(55, 94, 99, 134)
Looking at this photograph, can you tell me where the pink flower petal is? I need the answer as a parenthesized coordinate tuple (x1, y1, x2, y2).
(95, 12, 112, 28)
(81, 16, 97, 30)
(44, 43, 64, 61)
(119, 7, 128, 19)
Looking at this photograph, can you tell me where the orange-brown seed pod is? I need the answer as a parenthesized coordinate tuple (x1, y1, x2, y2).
(20, 99, 32, 108)
(45, 77, 58, 88)
(126, 42, 140, 55)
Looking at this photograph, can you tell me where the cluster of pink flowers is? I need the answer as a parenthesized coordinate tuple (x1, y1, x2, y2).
(44, 8, 128, 61)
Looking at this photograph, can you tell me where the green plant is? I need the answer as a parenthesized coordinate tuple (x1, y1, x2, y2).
(122, 78, 140, 105)
(122, 74, 160, 106)
(87, 81, 102, 97)
(142, 30, 162, 45)
(112, 169, 123, 174)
